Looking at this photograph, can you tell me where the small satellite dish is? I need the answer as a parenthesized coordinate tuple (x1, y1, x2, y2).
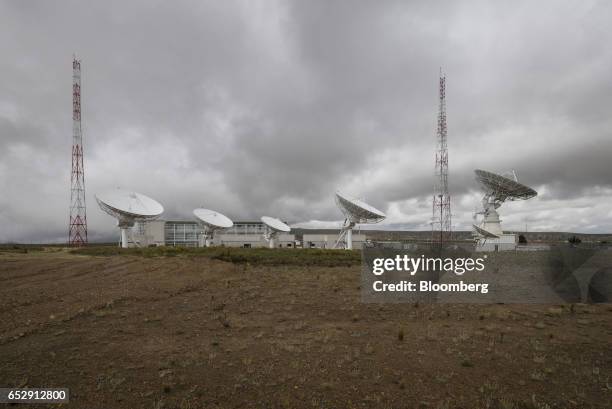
(333, 191, 386, 250)
(193, 208, 233, 247)
(96, 189, 164, 248)
(473, 224, 499, 239)
(473, 169, 537, 246)
(261, 216, 290, 248)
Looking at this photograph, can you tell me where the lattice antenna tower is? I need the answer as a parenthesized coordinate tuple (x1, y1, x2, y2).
(69, 56, 88, 246)
(432, 69, 452, 245)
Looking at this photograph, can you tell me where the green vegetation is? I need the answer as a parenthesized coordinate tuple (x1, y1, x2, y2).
(69, 246, 361, 266)
(0, 244, 46, 254)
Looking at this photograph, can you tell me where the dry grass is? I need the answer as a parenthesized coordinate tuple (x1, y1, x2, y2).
(0, 251, 610, 408)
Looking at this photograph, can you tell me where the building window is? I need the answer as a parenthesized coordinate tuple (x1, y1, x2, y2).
(165, 221, 199, 247)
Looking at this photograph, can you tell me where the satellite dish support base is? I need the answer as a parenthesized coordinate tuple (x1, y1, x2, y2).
(198, 232, 213, 248)
(198, 227, 214, 248)
(117, 219, 136, 248)
(333, 219, 356, 250)
(263, 228, 278, 249)
(120, 228, 129, 248)
(346, 229, 353, 250)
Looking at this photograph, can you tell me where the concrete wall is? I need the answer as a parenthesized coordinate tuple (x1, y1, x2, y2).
(146, 220, 165, 246)
(216, 233, 296, 248)
(276, 234, 297, 248)
(132, 220, 165, 247)
(215, 234, 265, 248)
(303, 233, 366, 249)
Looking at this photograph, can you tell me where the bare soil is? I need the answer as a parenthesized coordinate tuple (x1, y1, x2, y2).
(0, 250, 610, 408)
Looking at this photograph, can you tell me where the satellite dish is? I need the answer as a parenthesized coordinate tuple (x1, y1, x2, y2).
(473, 224, 499, 239)
(475, 169, 537, 202)
(473, 169, 537, 246)
(193, 208, 233, 247)
(333, 191, 386, 250)
(261, 216, 290, 248)
(95, 189, 164, 248)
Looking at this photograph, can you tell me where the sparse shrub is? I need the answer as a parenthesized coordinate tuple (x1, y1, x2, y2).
(460, 359, 474, 367)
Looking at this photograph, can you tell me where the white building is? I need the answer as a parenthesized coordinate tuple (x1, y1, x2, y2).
(130, 220, 296, 248)
(475, 233, 518, 252)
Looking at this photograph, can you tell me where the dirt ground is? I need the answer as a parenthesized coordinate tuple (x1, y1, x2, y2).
(0, 250, 610, 408)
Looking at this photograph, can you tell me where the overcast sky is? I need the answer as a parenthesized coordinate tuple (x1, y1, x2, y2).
(1, 0, 612, 242)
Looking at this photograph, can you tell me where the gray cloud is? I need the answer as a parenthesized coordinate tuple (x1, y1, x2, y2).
(1, 0, 612, 243)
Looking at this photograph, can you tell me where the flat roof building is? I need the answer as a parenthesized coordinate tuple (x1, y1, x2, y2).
(130, 220, 297, 248)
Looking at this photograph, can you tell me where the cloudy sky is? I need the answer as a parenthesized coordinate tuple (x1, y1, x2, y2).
(1, 0, 611, 242)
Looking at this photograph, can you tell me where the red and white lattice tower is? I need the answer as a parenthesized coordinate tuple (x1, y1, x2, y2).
(68, 56, 88, 246)
(432, 69, 452, 246)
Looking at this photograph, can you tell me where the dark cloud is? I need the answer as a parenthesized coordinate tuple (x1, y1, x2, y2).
(1, 0, 612, 243)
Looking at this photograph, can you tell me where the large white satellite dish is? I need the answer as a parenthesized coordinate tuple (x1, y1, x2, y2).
(261, 216, 290, 249)
(193, 208, 233, 247)
(473, 169, 537, 245)
(333, 191, 386, 250)
(96, 189, 164, 248)
(475, 169, 537, 202)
